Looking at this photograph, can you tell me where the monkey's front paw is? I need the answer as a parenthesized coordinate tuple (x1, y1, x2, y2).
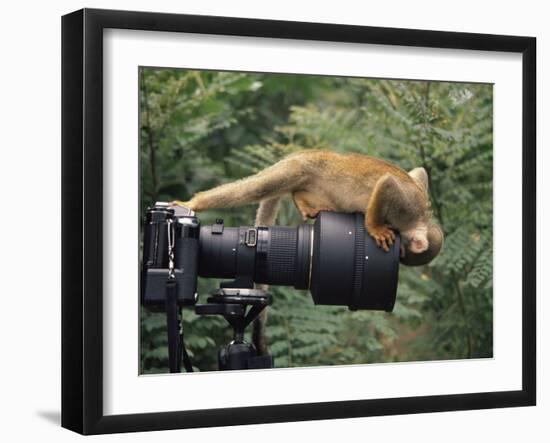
(298, 208, 311, 222)
(299, 207, 332, 221)
(367, 224, 395, 252)
(171, 200, 192, 208)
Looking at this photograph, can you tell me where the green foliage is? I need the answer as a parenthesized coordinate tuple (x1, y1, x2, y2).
(139, 68, 493, 373)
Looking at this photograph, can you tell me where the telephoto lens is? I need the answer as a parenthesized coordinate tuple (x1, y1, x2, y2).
(198, 211, 400, 312)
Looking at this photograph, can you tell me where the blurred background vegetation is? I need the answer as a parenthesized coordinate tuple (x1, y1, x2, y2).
(139, 67, 493, 373)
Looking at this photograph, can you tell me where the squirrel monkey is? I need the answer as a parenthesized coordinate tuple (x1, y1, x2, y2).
(174, 150, 443, 260)
(173, 150, 444, 353)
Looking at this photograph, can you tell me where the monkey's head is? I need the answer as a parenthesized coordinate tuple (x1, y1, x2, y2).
(397, 167, 444, 266)
(400, 222, 443, 266)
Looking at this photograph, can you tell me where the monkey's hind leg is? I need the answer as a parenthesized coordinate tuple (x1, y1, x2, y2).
(292, 192, 315, 221)
(255, 197, 281, 226)
(292, 191, 333, 221)
(366, 173, 398, 251)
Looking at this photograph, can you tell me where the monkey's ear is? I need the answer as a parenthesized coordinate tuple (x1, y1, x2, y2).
(408, 167, 429, 193)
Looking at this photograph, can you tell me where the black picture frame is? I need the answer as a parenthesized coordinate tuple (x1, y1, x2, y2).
(61, 8, 536, 435)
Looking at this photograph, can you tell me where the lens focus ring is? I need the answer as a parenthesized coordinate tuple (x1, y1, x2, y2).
(351, 214, 366, 310)
(264, 227, 297, 285)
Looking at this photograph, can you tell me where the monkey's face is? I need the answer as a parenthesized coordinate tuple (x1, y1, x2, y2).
(400, 224, 429, 254)
(399, 222, 444, 266)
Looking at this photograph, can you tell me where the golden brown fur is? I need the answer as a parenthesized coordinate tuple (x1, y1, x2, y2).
(175, 150, 439, 252)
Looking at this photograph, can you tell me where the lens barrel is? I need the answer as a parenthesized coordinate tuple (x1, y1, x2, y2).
(197, 212, 400, 312)
(255, 225, 313, 289)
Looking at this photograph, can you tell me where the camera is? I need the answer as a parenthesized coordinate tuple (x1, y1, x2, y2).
(141, 202, 400, 311)
(141, 202, 401, 372)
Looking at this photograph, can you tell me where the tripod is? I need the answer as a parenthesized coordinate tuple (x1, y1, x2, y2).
(196, 288, 274, 370)
(165, 280, 274, 372)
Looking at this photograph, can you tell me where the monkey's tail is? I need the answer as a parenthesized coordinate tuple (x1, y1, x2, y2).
(252, 197, 282, 355)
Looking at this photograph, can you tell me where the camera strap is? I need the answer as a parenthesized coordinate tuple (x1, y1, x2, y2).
(165, 277, 181, 373)
(165, 219, 180, 373)
(165, 219, 194, 373)
(165, 278, 195, 373)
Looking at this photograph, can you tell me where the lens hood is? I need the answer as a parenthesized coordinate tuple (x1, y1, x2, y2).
(310, 212, 400, 311)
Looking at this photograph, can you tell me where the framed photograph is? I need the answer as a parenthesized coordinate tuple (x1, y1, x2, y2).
(61, 8, 536, 435)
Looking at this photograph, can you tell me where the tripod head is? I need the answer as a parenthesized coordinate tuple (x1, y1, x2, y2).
(196, 288, 274, 370)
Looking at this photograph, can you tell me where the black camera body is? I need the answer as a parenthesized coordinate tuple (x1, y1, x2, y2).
(141, 203, 200, 307)
(141, 202, 400, 312)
